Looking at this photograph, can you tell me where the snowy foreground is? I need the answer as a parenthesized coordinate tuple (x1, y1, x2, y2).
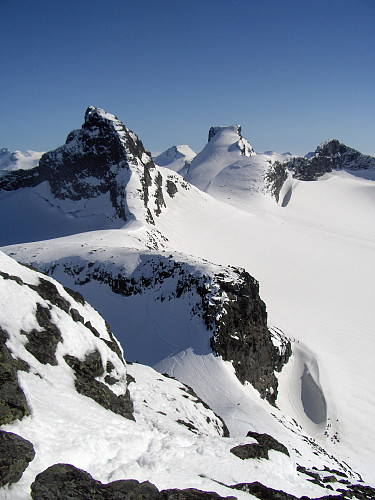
(0, 251, 368, 500)
(1, 107, 375, 498)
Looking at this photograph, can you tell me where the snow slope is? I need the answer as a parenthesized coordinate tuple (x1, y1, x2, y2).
(183, 126, 294, 212)
(1, 108, 375, 490)
(1, 250, 360, 500)
(0, 149, 43, 174)
(154, 145, 196, 176)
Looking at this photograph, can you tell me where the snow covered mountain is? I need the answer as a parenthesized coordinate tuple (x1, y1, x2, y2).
(1, 106, 375, 497)
(154, 145, 196, 176)
(182, 125, 294, 211)
(0, 148, 43, 174)
(0, 107, 192, 248)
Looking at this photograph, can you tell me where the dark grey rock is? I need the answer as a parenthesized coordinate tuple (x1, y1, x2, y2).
(230, 431, 289, 461)
(206, 270, 291, 405)
(29, 278, 71, 313)
(64, 350, 134, 421)
(0, 106, 156, 224)
(24, 303, 62, 365)
(166, 179, 178, 198)
(296, 465, 321, 482)
(0, 327, 31, 425)
(268, 140, 375, 199)
(0, 270, 24, 285)
(103, 321, 124, 361)
(246, 431, 289, 456)
(154, 171, 166, 216)
(64, 286, 85, 305)
(176, 419, 200, 434)
(164, 489, 235, 500)
(31, 464, 235, 500)
(230, 443, 269, 460)
(84, 320, 100, 337)
(229, 482, 344, 500)
(0, 430, 35, 487)
(70, 307, 85, 323)
(265, 162, 288, 203)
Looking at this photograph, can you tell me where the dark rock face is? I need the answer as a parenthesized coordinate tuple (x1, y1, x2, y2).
(0, 106, 155, 222)
(166, 179, 178, 198)
(164, 489, 235, 500)
(24, 303, 63, 365)
(246, 431, 289, 456)
(206, 270, 291, 405)
(0, 327, 31, 425)
(265, 161, 288, 203)
(266, 140, 375, 202)
(38, 107, 153, 211)
(267, 140, 375, 200)
(230, 482, 300, 500)
(31, 463, 235, 500)
(230, 431, 289, 460)
(231, 480, 375, 500)
(64, 350, 134, 421)
(29, 278, 71, 313)
(0, 430, 35, 487)
(42, 255, 290, 404)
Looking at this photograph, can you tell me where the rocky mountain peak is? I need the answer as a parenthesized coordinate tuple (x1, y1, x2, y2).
(266, 139, 375, 200)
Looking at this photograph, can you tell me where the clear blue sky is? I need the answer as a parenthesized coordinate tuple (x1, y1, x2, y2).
(1, 0, 374, 156)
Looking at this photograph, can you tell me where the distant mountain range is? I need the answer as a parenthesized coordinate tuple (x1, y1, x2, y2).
(1, 107, 375, 499)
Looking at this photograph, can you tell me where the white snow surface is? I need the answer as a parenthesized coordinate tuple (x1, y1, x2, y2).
(3, 164, 375, 485)
(0, 149, 43, 173)
(154, 145, 196, 175)
(1, 114, 375, 491)
(0, 251, 344, 500)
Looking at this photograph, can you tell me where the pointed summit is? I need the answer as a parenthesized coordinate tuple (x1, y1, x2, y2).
(0, 107, 189, 246)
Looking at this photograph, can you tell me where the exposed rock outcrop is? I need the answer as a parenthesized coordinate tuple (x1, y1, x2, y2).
(0, 430, 35, 487)
(230, 431, 289, 460)
(0, 107, 180, 232)
(31, 463, 235, 500)
(35, 253, 291, 405)
(205, 270, 291, 405)
(0, 326, 30, 425)
(64, 349, 134, 420)
(0, 253, 134, 424)
(266, 139, 375, 201)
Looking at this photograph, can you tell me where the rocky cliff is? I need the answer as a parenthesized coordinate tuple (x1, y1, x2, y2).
(265, 139, 375, 201)
(12, 248, 291, 406)
(0, 107, 187, 232)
